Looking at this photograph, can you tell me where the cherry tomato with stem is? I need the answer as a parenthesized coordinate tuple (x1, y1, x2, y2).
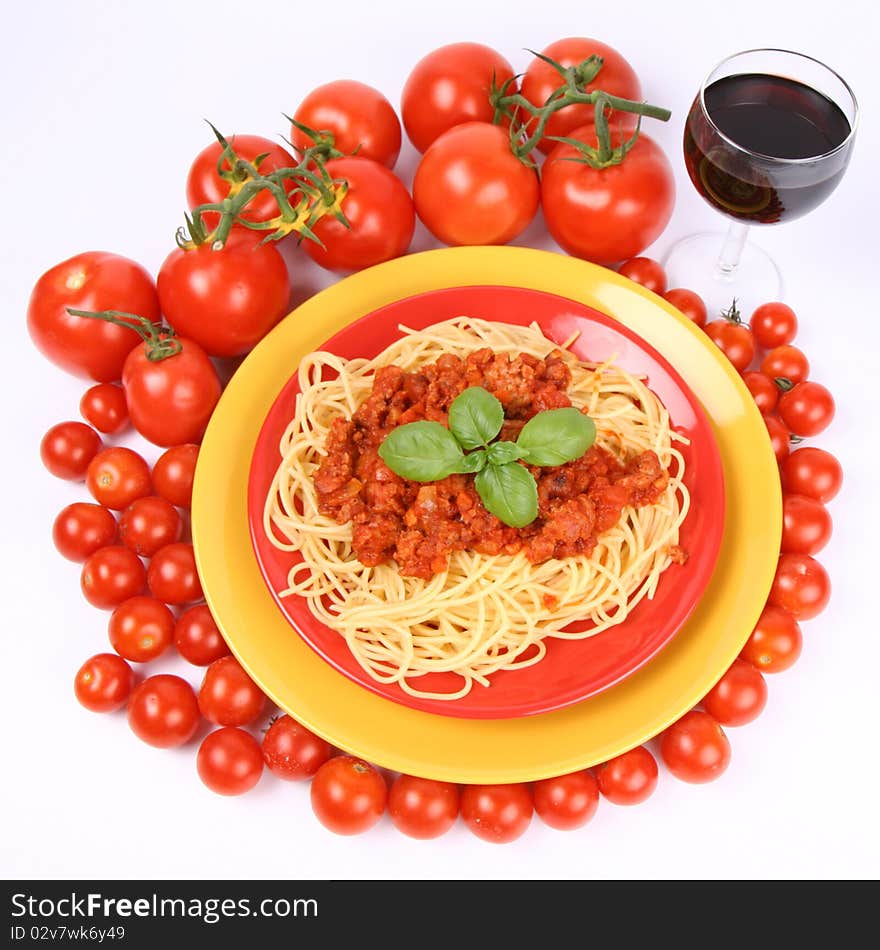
(127, 674, 201, 748)
(740, 605, 802, 673)
(262, 714, 333, 781)
(53, 503, 118, 562)
(596, 746, 659, 805)
(702, 658, 768, 727)
(618, 257, 667, 294)
(310, 756, 388, 835)
(750, 302, 798, 348)
(119, 496, 183, 557)
(74, 653, 135, 713)
(388, 775, 460, 839)
(197, 727, 263, 796)
(174, 604, 230, 666)
(460, 783, 533, 844)
(81, 546, 146, 609)
(533, 770, 599, 831)
(108, 596, 175, 663)
(781, 447, 842, 503)
(86, 447, 152, 510)
(782, 494, 832, 555)
(663, 288, 707, 328)
(764, 415, 793, 464)
(147, 542, 202, 605)
(769, 553, 831, 620)
(660, 710, 731, 784)
(760, 345, 809, 385)
(704, 318, 756, 373)
(153, 444, 199, 509)
(742, 371, 780, 414)
(198, 655, 266, 726)
(80, 383, 129, 434)
(778, 381, 835, 437)
(40, 422, 103, 480)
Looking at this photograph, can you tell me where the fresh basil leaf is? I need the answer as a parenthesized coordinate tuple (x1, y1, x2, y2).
(475, 462, 539, 528)
(486, 440, 525, 466)
(448, 386, 504, 450)
(378, 421, 465, 482)
(456, 449, 488, 474)
(516, 408, 596, 466)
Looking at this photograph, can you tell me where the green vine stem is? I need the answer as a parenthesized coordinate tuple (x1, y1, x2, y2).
(67, 309, 181, 361)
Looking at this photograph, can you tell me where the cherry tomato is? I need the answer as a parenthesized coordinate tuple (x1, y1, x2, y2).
(27, 252, 159, 381)
(310, 755, 388, 835)
(778, 381, 835, 437)
(533, 770, 599, 831)
(782, 494, 832, 555)
(388, 775, 460, 839)
(521, 37, 641, 153)
(769, 553, 831, 620)
(198, 655, 266, 726)
(596, 746, 659, 805)
(40, 421, 103, 480)
(157, 233, 290, 358)
(304, 157, 415, 272)
(262, 714, 333, 781)
(764, 415, 792, 464)
(74, 653, 135, 713)
(542, 130, 674, 264)
(293, 80, 402, 168)
(780, 447, 843, 503)
(197, 727, 263, 796)
(760, 345, 809, 385)
(53, 503, 118, 562)
(618, 257, 667, 294)
(663, 288, 707, 328)
(660, 710, 731, 784)
(742, 371, 780, 414)
(174, 604, 230, 666)
(460, 783, 533, 844)
(414, 122, 539, 246)
(80, 383, 129, 434)
(81, 546, 146, 609)
(401, 42, 515, 153)
(118, 496, 183, 557)
(740, 605, 802, 673)
(147, 542, 202, 605)
(704, 319, 756, 372)
(127, 674, 201, 748)
(108, 595, 175, 663)
(702, 658, 768, 726)
(153, 444, 199, 509)
(86, 447, 152, 510)
(750, 302, 798, 348)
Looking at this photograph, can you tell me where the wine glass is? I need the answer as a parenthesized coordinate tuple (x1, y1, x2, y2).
(664, 49, 858, 315)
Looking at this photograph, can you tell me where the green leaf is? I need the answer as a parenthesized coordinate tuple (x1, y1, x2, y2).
(475, 463, 539, 528)
(378, 422, 465, 482)
(486, 441, 525, 466)
(448, 387, 504, 450)
(456, 449, 488, 474)
(516, 408, 596, 466)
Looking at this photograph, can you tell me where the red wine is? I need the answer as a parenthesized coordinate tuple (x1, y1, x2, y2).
(684, 73, 852, 223)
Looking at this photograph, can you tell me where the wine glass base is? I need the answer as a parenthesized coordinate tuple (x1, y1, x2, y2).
(663, 231, 783, 318)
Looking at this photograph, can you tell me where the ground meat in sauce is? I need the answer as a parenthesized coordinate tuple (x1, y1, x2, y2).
(314, 348, 673, 580)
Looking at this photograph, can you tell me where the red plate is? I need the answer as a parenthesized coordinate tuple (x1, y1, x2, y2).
(247, 286, 724, 719)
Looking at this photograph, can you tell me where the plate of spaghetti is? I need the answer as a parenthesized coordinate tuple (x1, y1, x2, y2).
(248, 285, 725, 718)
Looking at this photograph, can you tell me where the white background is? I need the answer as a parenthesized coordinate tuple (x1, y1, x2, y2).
(2, 0, 878, 880)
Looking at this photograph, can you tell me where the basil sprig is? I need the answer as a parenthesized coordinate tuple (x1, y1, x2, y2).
(377, 387, 596, 528)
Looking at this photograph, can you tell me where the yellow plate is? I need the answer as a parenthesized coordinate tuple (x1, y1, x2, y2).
(192, 247, 781, 783)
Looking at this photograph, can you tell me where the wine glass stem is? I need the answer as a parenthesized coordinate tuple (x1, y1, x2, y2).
(715, 221, 750, 276)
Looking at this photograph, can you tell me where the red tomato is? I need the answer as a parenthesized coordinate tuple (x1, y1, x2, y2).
(460, 783, 533, 844)
(702, 658, 768, 726)
(153, 444, 199, 509)
(304, 157, 415, 272)
(704, 319, 756, 372)
(750, 302, 798, 348)
(80, 383, 129, 434)
(764, 415, 792, 464)
(740, 605, 802, 673)
(533, 771, 599, 831)
(293, 80, 402, 168)
(618, 257, 667, 294)
(760, 345, 809, 384)
(147, 542, 202, 605)
(769, 553, 831, 620)
(197, 727, 263, 796)
(262, 714, 333, 781)
(157, 233, 290, 358)
(742, 371, 780, 414)
(414, 122, 539, 246)
(388, 775, 460, 839)
(660, 710, 731, 784)
(782, 494, 832, 555)
(27, 252, 159, 381)
(198, 655, 266, 726)
(174, 604, 230, 666)
(778, 381, 835, 437)
(521, 38, 642, 153)
(542, 130, 674, 264)
(310, 756, 388, 835)
(401, 42, 515, 153)
(663, 288, 707, 328)
(118, 496, 183, 557)
(81, 546, 146, 610)
(86, 447, 152, 510)
(53, 502, 118, 562)
(40, 422, 103, 480)
(74, 653, 135, 713)
(108, 596, 175, 663)
(187, 134, 297, 229)
(780, 447, 843, 503)
(127, 674, 200, 748)
(596, 746, 659, 805)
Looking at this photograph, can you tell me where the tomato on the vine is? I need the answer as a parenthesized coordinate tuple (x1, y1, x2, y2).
(750, 302, 797, 348)
(53, 502, 118, 562)
(778, 381, 835, 437)
(780, 447, 842, 503)
(388, 775, 460, 839)
(740, 605, 802, 673)
(198, 655, 266, 726)
(108, 596, 175, 663)
(414, 122, 539, 246)
(81, 546, 146, 610)
(80, 383, 129, 434)
(596, 746, 658, 805)
(127, 674, 201, 748)
(769, 553, 831, 619)
(702, 658, 767, 727)
(533, 771, 599, 831)
(764, 415, 792, 464)
(742, 371, 780, 414)
(197, 727, 263, 796)
(618, 257, 667, 294)
(262, 715, 333, 781)
(660, 710, 731, 784)
(310, 756, 388, 835)
(147, 542, 203, 605)
(119, 496, 183, 557)
(663, 288, 707, 328)
(782, 494, 832, 555)
(41, 422, 103, 480)
(153, 444, 199, 509)
(74, 653, 135, 713)
(86, 447, 152, 510)
(174, 604, 230, 666)
(760, 344, 809, 384)
(460, 783, 533, 844)
(704, 318, 755, 372)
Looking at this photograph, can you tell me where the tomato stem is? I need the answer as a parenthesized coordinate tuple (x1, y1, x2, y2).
(67, 309, 182, 362)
